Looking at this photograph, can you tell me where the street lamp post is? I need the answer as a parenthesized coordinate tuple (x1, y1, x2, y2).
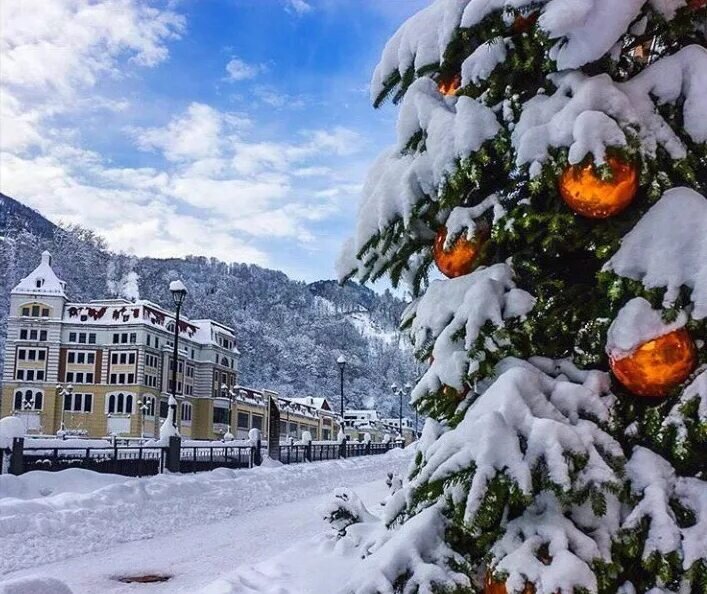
(337, 355, 347, 432)
(169, 280, 188, 429)
(55, 383, 73, 437)
(403, 382, 411, 443)
(221, 384, 235, 440)
(137, 398, 150, 439)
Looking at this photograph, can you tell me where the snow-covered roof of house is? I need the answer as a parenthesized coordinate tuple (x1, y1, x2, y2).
(344, 409, 380, 418)
(12, 251, 67, 298)
(287, 397, 334, 413)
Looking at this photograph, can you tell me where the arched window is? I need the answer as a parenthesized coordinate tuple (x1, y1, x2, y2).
(166, 321, 175, 333)
(19, 302, 51, 318)
(15, 390, 42, 410)
(220, 356, 229, 367)
(34, 392, 43, 409)
(142, 396, 155, 417)
(181, 402, 192, 422)
(14, 391, 22, 410)
(107, 392, 134, 414)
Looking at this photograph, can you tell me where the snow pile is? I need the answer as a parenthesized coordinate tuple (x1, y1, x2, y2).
(606, 297, 687, 359)
(403, 264, 535, 397)
(0, 576, 72, 594)
(0, 468, 129, 500)
(0, 417, 24, 450)
(0, 449, 411, 574)
(606, 187, 707, 319)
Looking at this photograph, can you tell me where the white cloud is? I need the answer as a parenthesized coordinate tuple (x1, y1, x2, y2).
(0, 0, 368, 270)
(283, 0, 313, 15)
(253, 86, 307, 109)
(225, 57, 263, 81)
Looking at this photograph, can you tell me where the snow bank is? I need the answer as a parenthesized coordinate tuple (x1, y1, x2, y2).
(606, 187, 707, 319)
(0, 468, 130, 501)
(0, 417, 24, 450)
(0, 449, 411, 574)
(0, 576, 72, 594)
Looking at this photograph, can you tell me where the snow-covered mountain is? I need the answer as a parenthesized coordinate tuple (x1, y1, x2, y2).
(0, 193, 418, 415)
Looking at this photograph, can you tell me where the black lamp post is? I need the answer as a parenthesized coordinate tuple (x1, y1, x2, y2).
(403, 382, 412, 442)
(337, 355, 346, 433)
(169, 279, 187, 429)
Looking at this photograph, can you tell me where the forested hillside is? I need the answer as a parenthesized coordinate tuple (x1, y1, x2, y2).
(0, 193, 417, 415)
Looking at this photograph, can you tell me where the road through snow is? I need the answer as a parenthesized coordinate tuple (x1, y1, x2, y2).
(0, 451, 410, 593)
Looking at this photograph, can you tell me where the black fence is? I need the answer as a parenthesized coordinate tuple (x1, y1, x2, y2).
(178, 444, 254, 473)
(277, 441, 398, 465)
(3, 437, 402, 476)
(22, 445, 163, 477)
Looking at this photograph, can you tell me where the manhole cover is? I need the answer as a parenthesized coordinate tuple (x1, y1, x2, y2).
(115, 575, 172, 584)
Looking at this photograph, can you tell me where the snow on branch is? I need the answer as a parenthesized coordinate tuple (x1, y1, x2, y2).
(410, 364, 622, 526)
(404, 264, 535, 396)
(345, 503, 471, 594)
(490, 493, 605, 593)
(370, 0, 694, 101)
(514, 45, 707, 173)
(624, 447, 707, 572)
(605, 187, 707, 319)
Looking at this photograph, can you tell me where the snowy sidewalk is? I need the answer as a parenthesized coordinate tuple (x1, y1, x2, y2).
(0, 450, 411, 593)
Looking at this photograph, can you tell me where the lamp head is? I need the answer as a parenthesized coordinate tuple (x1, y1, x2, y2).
(169, 279, 188, 307)
(336, 354, 347, 370)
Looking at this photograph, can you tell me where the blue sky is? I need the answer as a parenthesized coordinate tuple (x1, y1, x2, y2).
(0, 0, 427, 281)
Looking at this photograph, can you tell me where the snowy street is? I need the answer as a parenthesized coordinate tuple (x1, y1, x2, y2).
(0, 450, 411, 593)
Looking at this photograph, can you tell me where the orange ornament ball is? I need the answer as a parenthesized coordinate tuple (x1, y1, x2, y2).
(610, 328, 697, 398)
(484, 573, 535, 594)
(512, 11, 539, 33)
(438, 73, 461, 96)
(558, 156, 638, 219)
(433, 226, 486, 278)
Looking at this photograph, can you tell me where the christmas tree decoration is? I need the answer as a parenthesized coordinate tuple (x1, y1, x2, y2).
(437, 73, 461, 96)
(339, 1, 707, 592)
(484, 573, 534, 594)
(610, 328, 697, 398)
(558, 156, 638, 219)
(512, 11, 538, 34)
(432, 226, 485, 278)
(688, 0, 707, 10)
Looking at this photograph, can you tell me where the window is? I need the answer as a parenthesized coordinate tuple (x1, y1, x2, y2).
(14, 389, 43, 410)
(127, 373, 135, 384)
(181, 402, 192, 422)
(128, 353, 136, 365)
(160, 400, 169, 418)
(113, 333, 119, 344)
(147, 334, 151, 347)
(18, 349, 26, 360)
(237, 412, 249, 429)
(78, 333, 86, 344)
(251, 415, 263, 430)
(107, 392, 133, 414)
(279, 420, 287, 435)
(20, 329, 27, 340)
(63, 393, 93, 412)
(36, 370, 45, 381)
(212, 407, 229, 424)
(154, 337, 159, 348)
(129, 333, 136, 344)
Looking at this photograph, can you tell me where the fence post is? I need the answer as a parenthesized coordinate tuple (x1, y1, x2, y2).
(165, 435, 181, 473)
(339, 440, 347, 459)
(365, 441, 371, 456)
(253, 439, 262, 466)
(304, 442, 312, 463)
(10, 438, 25, 475)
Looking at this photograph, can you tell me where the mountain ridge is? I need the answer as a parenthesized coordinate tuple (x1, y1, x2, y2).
(0, 193, 417, 415)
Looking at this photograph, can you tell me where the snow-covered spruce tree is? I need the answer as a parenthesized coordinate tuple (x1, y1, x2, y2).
(336, 1, 706, 593)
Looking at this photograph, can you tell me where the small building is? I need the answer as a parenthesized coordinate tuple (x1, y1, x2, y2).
(285, 397, 340, 441)
(343, 409, 388, 442)
(382, 417, 417, 445)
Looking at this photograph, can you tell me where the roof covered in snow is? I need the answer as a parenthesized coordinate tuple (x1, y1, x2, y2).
(11, 251, 67, 298)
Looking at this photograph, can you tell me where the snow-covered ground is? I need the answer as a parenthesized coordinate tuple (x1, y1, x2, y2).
(0, 450, 411, 593)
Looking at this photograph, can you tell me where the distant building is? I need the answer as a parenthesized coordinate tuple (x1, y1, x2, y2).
(279, 396, 340, 441)
(0, 251, 243, 439)
(343, 409, 388, 442)
(382, 417, 417, 445)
